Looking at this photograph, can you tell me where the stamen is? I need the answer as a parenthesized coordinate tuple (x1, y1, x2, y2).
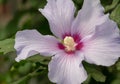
(58, 35, 83, 54)
(63, 36, 76, 51)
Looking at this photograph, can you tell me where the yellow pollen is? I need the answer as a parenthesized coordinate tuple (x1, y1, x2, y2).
(63, 36, 76, 51)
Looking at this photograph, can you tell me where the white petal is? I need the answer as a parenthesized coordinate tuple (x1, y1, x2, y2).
(39, 0, 76, 38)
(48, 52, 87, 84)
(14, 30, 61, 62)
(83, 28, 120, 66)
(92, 19, 120, 38)
(71, 0, 108, 37)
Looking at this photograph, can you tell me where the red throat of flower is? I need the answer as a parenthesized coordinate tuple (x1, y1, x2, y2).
(58, 34, 84, 54)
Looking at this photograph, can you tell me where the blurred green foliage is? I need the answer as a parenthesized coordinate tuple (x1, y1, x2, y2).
(0, 39, 14, 54)
(0, 0, 120, 84)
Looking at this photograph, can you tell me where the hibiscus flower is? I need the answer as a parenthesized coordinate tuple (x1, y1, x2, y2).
(14, 0, 120, 84)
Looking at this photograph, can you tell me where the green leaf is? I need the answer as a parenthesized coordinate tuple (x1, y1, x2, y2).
(111, 72, 120, 84)
(91, 71, 106, 82)
(110, 4, 120, 27)
(18, 62, 32, 74)
(27, 55, 50, 64)
(0, 38, 15, 54)
(83, 62, 106, 82)
(11, 65, 47, 84)
(111, 79, 120, 84)
(83, 75, 91, 84)
(116, 61, 120, 71)
(105, 0, 119, 12)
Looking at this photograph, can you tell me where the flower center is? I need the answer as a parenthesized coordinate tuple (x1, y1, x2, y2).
(58, 34, 84, 54)
(63, 36, 76, 52)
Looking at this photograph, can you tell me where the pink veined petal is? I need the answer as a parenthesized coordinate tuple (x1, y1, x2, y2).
(48, 52, 87, 84)
(71, 0, 108, 37)
(39, 0, 76, 38)
(83, 38, 120, 66)
(83, 22, 120, 66)
(92, 19, 120, 38)
(14, 30, 61, 62)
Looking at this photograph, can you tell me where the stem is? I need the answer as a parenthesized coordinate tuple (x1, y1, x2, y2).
(11, 67, 46, 84)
